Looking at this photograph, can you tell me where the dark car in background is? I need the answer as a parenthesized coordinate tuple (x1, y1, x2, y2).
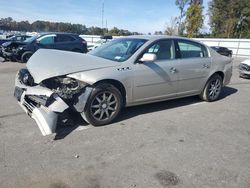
(87, 35, 113, 51)
(211, 46, 233, 57)
(1, 33, 87, 62)
(0, 35, 31, 45)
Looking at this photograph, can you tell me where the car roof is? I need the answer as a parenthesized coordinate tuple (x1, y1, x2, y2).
(121, 35, 207, 46)
(39, 32, 79, 36)
(123, 35, 186, 40)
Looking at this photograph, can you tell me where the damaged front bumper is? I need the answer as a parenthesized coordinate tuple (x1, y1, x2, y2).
(14, 73, 92, 136)
(14, 76, 69, 136)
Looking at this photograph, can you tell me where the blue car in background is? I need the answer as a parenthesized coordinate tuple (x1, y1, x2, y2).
(1, 32, 88, 62)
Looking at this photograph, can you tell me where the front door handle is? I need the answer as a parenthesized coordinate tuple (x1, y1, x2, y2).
(170, 67, 177, 74)
(203, 64, 210, 69)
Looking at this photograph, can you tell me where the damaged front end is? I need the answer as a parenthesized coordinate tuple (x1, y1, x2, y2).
(1, 42, 26, 61)
(14, 68, 93, 136)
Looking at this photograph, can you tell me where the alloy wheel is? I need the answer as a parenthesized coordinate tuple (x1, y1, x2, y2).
(90, 91, 118, 121)
(208, 78, 222, 100)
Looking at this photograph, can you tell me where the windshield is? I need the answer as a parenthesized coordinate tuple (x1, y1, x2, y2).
(24, 35, 39, 43)
(89, 38, 147, 62)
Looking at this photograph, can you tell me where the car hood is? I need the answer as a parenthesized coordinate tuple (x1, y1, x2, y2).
(27, 49, 119, 83)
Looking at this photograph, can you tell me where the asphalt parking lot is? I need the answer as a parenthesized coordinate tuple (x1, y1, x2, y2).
(0, 58, 250, 188)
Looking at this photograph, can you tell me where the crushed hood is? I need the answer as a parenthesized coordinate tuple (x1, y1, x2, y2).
(27, 49, 119, 83)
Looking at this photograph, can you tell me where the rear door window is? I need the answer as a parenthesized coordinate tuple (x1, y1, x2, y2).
(38, 35, 55, 45)
(177, 40, 208, 58)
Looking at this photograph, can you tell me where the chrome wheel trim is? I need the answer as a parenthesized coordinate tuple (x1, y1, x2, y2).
(90, 91, 118, 121)
(208, 78, 221, 100)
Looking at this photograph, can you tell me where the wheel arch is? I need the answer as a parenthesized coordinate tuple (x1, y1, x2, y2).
(21, 51, 33, 63)
(93, 79, 127, 106)
(201, 71, 225, 94)
(209, 71, 224, 82)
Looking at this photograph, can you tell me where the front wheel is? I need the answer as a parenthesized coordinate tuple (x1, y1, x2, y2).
(82, 83, 123, 126)
(21, 51, 33, 63)
(200, 74, 223, 102)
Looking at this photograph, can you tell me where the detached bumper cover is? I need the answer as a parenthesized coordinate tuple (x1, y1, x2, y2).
(14, 76, 69, 136)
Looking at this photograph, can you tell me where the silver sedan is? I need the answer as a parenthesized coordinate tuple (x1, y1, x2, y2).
(14, 35, 233, 135)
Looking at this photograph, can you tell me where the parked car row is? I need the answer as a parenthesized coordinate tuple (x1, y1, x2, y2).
(0, 32, 88, 63)
(1, 32, 236, 64)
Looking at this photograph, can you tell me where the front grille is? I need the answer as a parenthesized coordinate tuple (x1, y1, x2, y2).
(23, 99, 35, 114)
(27, 95, 48, 106)
(239, 64, 250, 71)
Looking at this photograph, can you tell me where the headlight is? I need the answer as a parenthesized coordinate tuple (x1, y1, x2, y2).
(61, 78, 81, 91)
(18, 68, 34, 85)
(42, 77, 87, 99)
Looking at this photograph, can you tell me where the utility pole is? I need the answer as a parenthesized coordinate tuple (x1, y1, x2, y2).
(101, 2, 104, 29)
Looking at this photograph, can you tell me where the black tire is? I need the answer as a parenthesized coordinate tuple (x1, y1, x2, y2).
(72, 49, 82, 53)
(200, 74, 223, 102)
(83, 83, 123, 126)
(21, 51, 33, 63)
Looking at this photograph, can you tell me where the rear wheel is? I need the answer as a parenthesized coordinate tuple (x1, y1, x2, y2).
(200, 74, 223, 102)
(83, 83, 123, 126)
(21, 51, 33, 63)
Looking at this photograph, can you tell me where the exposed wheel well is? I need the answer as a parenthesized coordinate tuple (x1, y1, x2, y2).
(94, 79, 126, 106)
(212, 71, 224, 81)
(201, 71, 225, 93)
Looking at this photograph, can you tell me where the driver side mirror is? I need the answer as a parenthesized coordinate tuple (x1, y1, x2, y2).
(139, 53, 157, 62)
(35, 40, 40, 44)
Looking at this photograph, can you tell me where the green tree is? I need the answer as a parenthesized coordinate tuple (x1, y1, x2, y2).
(0, 17, 139, 36)
(175, 0, 189, 35)
(154, 31, 163, 35)
(209, 0, 250, 38)
(185, 3, 204, 38)
(108, 27, 120, 36)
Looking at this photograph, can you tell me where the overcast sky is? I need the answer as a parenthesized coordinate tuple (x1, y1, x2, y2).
(0, 0, 211, 33)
